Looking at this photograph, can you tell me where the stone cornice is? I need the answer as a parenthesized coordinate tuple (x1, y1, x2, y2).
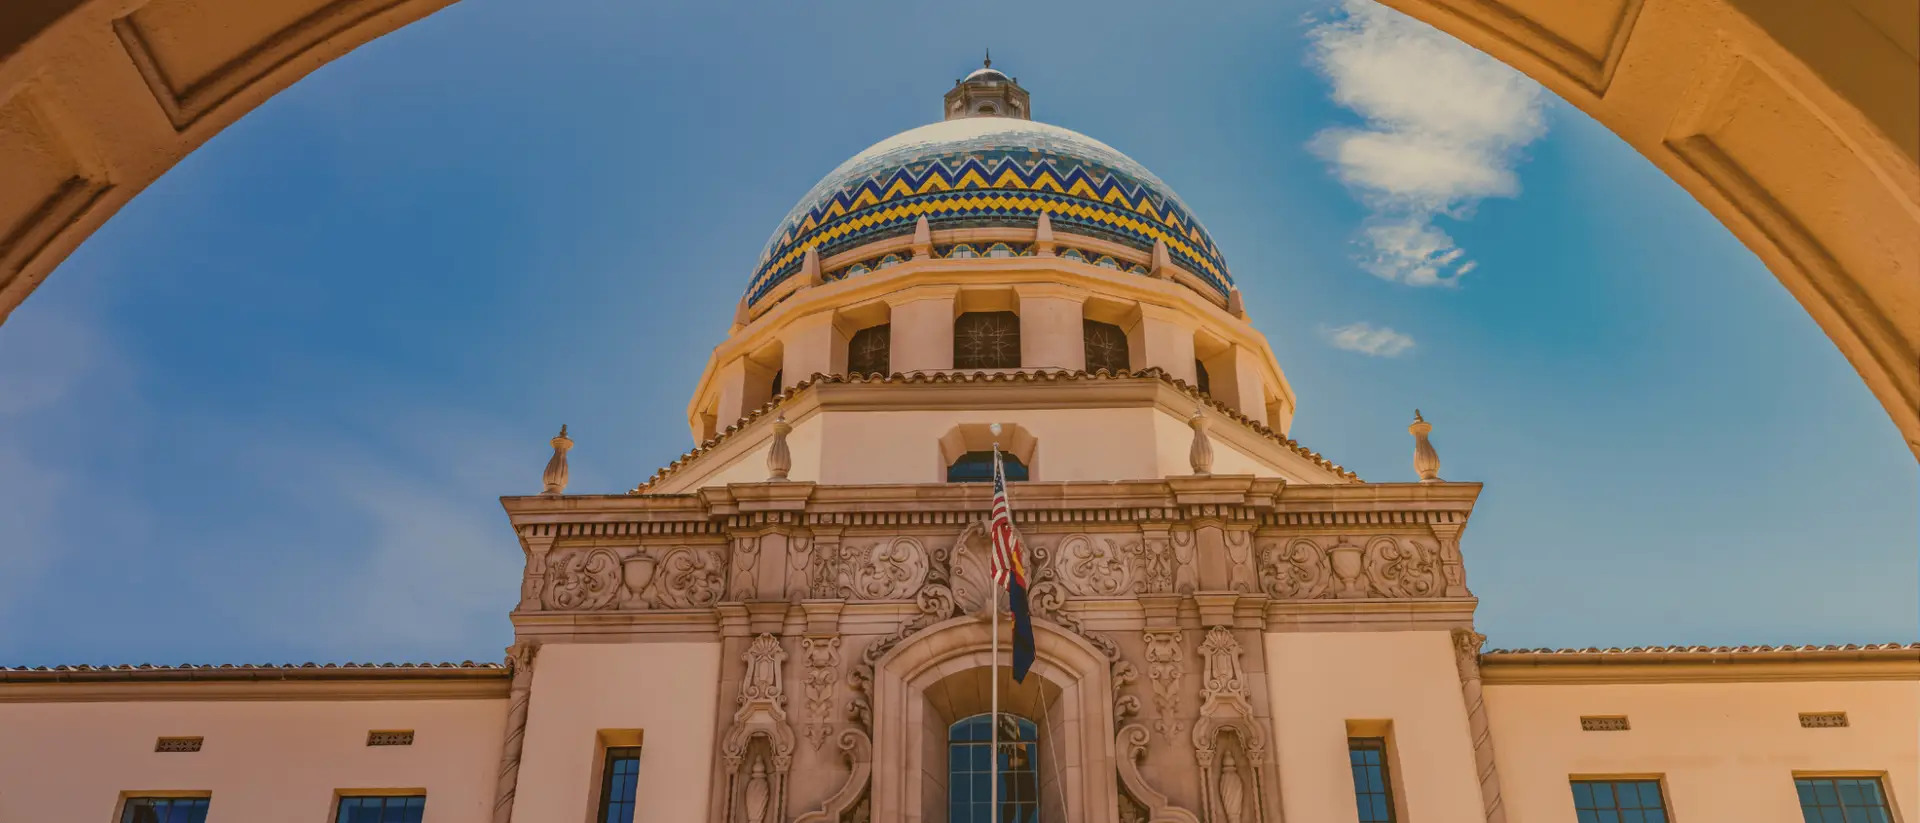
(0, 663, 511, 702)
(1480, 644, 1920, 684)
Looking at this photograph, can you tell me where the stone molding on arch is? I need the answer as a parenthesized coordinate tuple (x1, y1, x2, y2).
(868, 613, 1120, 823)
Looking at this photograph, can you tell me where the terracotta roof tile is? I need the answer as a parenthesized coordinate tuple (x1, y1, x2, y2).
(632, 368, 1362, 492)
(1482, 643, 1919, 659)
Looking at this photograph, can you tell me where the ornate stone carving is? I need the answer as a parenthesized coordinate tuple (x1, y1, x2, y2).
(846, 543, 958, 734)
(1452, 627, 1508, 823)
(544, 548, 622, 610)
(721, 634, 796, 823)
(802, 635, 841, 751)
(1193, 627, 1272, 823)
(786, 535, 812, 603)
(1219, 750, 1247, 823)
(491, 640, 539, 823)
(808, 533, 843, 600)
(1141, 531, 1175, 594)
(1144, 630, 1186, 741)
(1171, 530, 1198, 594)
(767, 415, 792, 481)
(838, 536, 929, 601)
(1258, 538, 1330, 600)
(1364, 535, 1442, 598)
(620, 552, 658, 608)
(1224, 530, 1255, 593)
(1255, 535, 1446, 600)
(655, 546, 726, 609)
(1411, 410, 1441, 482)
(1188, 411, 1213, 475)
(1116, 724, 1201, 823)
(1055, 533, 1143, 597)
(730, 535, 761, 601)
(541, 425, 571, 495)
(949, 522, 995, 615)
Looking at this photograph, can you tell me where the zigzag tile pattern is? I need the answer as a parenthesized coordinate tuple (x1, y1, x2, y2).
(751, 140, 1232, 303)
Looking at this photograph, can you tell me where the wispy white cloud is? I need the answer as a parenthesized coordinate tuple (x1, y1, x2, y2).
(1325, 322, 1416, 357)
(1306, 0, 1547, 286)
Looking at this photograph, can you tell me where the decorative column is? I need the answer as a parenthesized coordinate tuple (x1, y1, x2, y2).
(540, 426, 571, 495)
(1452, 628, 1507, 823)
(1411, 410, 1441, 482)
(491, 640, 539, 823)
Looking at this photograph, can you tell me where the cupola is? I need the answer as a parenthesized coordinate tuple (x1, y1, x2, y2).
(944, 51, 1030, 120)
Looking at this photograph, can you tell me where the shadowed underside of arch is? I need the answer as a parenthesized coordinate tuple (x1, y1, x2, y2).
(0, 0, 1914, 458)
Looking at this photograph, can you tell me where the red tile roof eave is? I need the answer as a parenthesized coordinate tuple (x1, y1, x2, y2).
(1481, 642, 1920, 666)
(634, 368, 1362, 493)
(0, 661, 509, 684)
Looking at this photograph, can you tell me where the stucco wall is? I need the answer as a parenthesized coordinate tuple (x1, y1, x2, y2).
(1266, 630, 1485, 823)
(0, 697, 506, 821)
(1485, 679, 1919, 822)
(511, 641, 721, 823)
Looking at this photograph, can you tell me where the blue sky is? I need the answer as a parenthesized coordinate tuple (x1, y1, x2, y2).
(0, 0, 1911, 665)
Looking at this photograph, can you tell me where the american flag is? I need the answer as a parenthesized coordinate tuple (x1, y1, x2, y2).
(988, 450, 1026, 589)
(989, 448, 1036, 682)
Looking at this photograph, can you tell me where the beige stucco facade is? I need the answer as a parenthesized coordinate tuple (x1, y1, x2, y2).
(2, 44, 1915, 823)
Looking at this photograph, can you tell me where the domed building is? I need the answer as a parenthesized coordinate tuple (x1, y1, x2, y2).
(2, 63, 1912, 823)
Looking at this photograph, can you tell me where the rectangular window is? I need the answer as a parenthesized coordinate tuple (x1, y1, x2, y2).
(335, 795, 424, 823)
(119, 797, 210, 823)
(598, 746, 642, 823)
(1797, 776, 1895, 823)
(1571, 779, 1669, 823)
(1348, 738, 1397, 823)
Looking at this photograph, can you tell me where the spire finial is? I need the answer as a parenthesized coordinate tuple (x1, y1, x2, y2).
(984, 48, 991, 69)
(542, 425, 574, 495)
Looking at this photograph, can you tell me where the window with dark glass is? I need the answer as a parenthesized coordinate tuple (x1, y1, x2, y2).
(335, 795, 425, 823)
(1797, 776, 1895, 823)
(1083, 320, 1129, 373)
(954, 311, 1021, 370)
(120, 798, 210, 823)
(1572, 779, 1669, 823)
(849, 324, 891, 376)
(770, 369, 783, 398)
(597, 746, 642, 823)
(947, 451, 1026, 483)
(1194, 360, 1211, 395)
(1348, 738, 1397, 823)
(949, 713, 1039, 823)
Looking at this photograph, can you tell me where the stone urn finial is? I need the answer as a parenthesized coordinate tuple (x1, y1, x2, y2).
(1411, 410, 1440, 482)
(1188, 410, 1213, 475)
(767, 415, 792, 481)
(541, 425, 573, 496)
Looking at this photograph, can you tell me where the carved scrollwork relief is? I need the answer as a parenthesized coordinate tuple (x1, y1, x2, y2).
(1055, 533, 1144, 597)
(837, 536, 929, 601)
(802, 635, 841, 751)
(950, 522, 993, 615)
(655, 546, 726, 609)
(1193, 627, 1272, 823)
(544, 547, 622, 610)
(729, 535, 760, 601)
(1143, 630, 1185, 741)
(845, 542, 958, 735)
(1255, 535, 1446, 600)
(1141, 531, 1175, 594)
(1116, 724, 1201, 823)
(722, 634, 796, 823)
(1365, 535, 1443, 598)
(786, 535, 812, 603)
(1257, 538, 1329, 600)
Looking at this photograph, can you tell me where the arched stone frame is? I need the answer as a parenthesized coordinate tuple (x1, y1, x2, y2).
(5, 1, 1912, 457)
(869, 614, 1120, 823)
(938, 423, 1038, 482)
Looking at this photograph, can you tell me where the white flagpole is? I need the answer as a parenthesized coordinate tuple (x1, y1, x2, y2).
(989, 439, 1002, 823)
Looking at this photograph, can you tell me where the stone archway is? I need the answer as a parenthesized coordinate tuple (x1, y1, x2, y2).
(1, 0, 1914, 457)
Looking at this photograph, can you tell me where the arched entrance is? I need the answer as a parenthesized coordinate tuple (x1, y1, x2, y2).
(0, 0, 1913, 457)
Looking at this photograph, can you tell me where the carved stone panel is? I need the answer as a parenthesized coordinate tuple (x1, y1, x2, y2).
(1055, 533, 1144, 597)
(1254, 535, 1447, 600)
(837, 536, 929, 600)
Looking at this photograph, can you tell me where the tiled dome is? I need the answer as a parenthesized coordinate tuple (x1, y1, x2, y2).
(747, 117, 1231, 304)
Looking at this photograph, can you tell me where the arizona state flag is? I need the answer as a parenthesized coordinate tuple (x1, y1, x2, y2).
(989, 449, 1036, 682)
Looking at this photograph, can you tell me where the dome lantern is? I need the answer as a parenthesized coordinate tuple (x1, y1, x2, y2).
(945, 51, 1029, 121)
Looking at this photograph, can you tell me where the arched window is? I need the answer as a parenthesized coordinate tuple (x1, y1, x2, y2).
(770, 368, 784, 398)
(1194, 360, 1211, 396)
(1083, 319, 1129, 373)
(948, 713, 1039, 823)
(849, 324, 891, 376)
(947, 451, 1027, 483)
(954, 311, 1021, 370)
